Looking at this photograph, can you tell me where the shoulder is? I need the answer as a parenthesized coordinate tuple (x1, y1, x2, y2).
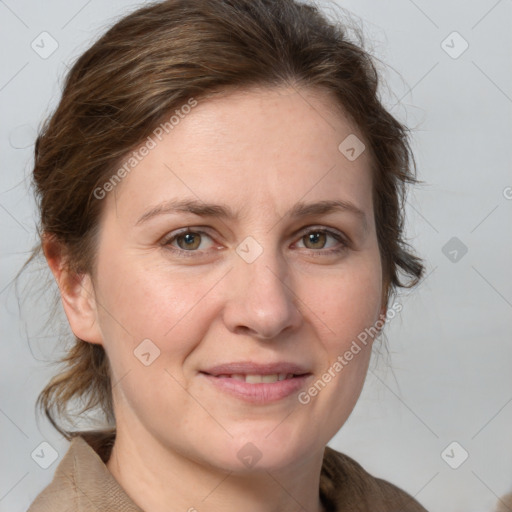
(320, 445, 429, 511)
(26, 429, 121, 512)
(26, 436, 80, 512)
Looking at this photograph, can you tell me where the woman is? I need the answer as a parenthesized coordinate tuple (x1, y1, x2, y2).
(26, 0, 428, 510)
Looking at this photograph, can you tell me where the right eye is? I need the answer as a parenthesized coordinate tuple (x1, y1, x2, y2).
(160, 228, 218, 257)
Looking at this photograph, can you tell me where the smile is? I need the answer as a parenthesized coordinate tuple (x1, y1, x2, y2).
(216, 373, 296, 383)
(200, 371, 312, 403)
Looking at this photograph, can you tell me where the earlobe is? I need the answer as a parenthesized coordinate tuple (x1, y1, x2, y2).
(42, 234, 103, 345)
(376, 286, 389, 336)
(375, 305, 387, 337)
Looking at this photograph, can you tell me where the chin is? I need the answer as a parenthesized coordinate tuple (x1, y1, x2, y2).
(199, 424, 320, 474)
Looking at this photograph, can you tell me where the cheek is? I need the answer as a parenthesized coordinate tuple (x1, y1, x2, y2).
(309, 254, 383, 349)
(297, 253, 382, 419)
(93, 251, 219, 362)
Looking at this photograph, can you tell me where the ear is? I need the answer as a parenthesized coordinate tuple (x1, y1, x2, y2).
(42, 233, 103, 345)
(375, 281, 389, 336)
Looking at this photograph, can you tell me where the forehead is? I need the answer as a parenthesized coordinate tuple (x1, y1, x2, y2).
(106, 85, 373, 224)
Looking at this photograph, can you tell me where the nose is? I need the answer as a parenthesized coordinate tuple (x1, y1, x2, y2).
(222, 244, 303, 340)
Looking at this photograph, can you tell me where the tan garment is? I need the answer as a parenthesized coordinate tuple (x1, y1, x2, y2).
(27, 430, 428, 511)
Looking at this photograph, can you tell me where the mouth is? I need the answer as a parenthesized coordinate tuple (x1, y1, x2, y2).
(199, 362, 312, 403)
(212, 373, 300, 383)
(201, 361, 310, 376)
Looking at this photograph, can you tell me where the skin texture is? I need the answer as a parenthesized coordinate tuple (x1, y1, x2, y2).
(45, 85, 388, 512)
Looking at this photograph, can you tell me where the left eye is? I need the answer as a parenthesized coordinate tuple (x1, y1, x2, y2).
(295, 229, 346, 252)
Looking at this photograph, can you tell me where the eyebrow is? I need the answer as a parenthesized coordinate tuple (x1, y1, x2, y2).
(136, 198, 368, 231)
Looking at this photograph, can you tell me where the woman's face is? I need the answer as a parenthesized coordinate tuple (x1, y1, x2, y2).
(87, 86, 385, 471)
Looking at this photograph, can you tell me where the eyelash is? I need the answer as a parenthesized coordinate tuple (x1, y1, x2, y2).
(160, 226, 349, 258)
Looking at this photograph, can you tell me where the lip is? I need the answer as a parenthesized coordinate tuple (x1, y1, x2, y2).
(199, 361, 312, 404)
(202, 361, 310, 376)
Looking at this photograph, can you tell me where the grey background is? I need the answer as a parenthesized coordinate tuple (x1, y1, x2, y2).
(1, 1, 511, 511)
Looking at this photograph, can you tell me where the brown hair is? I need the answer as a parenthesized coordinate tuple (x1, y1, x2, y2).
(29, 0, 424, 439)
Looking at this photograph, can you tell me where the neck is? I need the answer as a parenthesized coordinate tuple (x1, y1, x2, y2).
(106, 424, 326, 512)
